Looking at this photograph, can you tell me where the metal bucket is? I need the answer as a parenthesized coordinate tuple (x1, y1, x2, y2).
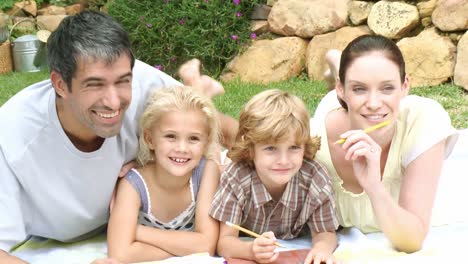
(12, 34, 47, 72)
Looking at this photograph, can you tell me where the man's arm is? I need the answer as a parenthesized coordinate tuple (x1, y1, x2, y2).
(0, 151, 28, 264)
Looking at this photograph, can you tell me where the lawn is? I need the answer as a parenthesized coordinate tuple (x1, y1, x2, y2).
(1, 71, 467, 128)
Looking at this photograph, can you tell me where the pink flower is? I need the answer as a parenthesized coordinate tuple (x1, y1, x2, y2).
(179, 18, 185, 25)
(233, 0, 240, 5)
(236, 12, 242, 17)
(231, 35, 238, 40)
(154, 64, 164, 71)
(250, 33, 257, 39)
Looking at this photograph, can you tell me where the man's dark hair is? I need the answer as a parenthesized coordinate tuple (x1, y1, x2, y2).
(47, 10, 135, 91)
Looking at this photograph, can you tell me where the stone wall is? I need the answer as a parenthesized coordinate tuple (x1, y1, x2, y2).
(1, 1, 85, 33)
(222, 0, 468, 91)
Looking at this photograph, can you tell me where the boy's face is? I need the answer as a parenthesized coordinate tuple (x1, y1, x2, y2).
(253, 133, 305, 195)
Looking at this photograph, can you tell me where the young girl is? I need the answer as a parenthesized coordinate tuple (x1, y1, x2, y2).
(107, 86, 221, 263)
(210, 89, 339, 264)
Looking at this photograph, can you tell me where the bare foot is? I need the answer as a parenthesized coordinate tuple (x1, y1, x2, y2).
(178, 59, 224, 99)
(324, 49, 341, 90)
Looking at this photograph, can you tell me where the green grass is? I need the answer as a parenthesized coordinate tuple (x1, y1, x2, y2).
(217, 77, 468, 129)
(0, 70, 49, 105)
(1, 71, 467, 128)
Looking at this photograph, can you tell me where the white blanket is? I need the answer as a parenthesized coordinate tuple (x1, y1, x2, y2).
(12, 130, 468, 264)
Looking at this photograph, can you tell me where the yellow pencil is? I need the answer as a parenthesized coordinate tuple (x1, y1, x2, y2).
(334, 120, 391, 145)
(225, 221, 286, 248)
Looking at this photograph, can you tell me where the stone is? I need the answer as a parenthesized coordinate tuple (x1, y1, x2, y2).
(251, 4, 271, 20)
(421, 17, 432, 28)
(268, 0, 348, 38)
(432, 0, 468, 31)
(368, 1, 420, 39)
(267, 0, 278, 6)
(454, 31, 468, 91)
(14, 1, 37, 17)
(251, 21, 269, 34)
(37, 5, 67, 16)
(417, 0, 437, 18)
(36, 15, 67, 32)
(306, 26, 372, 81)
(397, 28, 456, 87)
(348, 1, 374, 26)
(221, 37, 308, 84)
(65, 4, 85, 16)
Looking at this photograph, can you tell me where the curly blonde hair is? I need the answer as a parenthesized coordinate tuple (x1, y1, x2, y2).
(227, 89, 320, 166)
(137, 86, 220, 166)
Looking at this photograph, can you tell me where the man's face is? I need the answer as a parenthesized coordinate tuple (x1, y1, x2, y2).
(59, 55, 133, 141)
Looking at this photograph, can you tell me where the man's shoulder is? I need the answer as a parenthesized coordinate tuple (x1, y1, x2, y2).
(132, 60, 180, 90)
(0, 80, 54, 155)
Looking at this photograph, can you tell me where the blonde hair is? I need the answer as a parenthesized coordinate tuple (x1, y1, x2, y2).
(137, 86, 220, 166)
(228, 89, 320, 165)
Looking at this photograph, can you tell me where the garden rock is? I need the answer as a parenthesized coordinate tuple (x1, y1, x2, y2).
(251, 21, 269, 34)
(368, 1, 420, 39)
(221, 37, 308, 84)
(65, 4, 85, 16)
(36, 15, 67, 32)
(348, 1, 374, 26)
(14, 1, 37, 17)
(417, 0, 437, 18)
(454, 31, 468, 91)
(37, 5, 67, 16)
(306, 26, 371, 81)
(268, 0, 348, 38)
(432, 0, 468, 32)
(397, 28, 456, 87)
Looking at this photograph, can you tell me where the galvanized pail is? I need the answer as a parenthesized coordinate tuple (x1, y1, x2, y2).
(12, 34, 47, 72)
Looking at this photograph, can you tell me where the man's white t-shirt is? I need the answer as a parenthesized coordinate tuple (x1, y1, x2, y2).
(0, 60, 180, 251)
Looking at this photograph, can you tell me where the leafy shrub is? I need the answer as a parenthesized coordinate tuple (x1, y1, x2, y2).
(108, 0, 264, 78)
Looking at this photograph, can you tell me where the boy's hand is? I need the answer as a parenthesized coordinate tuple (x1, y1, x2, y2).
(251, 231, 279, 263)
(304, 247, 338, 264)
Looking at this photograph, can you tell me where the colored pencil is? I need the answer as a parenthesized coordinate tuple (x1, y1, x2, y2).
(225, 221, 286, 248)
(334, 120, 391, 145)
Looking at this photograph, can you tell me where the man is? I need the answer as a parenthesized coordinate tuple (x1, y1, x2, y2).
(0, 11, 227, 263)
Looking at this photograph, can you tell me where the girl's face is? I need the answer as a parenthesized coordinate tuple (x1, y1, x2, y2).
(337, 51, 409, 131)
(145, 109, 209, 178)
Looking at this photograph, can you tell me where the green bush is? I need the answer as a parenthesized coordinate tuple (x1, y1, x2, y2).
(108, 0, 264, 78)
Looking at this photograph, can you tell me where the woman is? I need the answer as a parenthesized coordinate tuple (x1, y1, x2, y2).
(310, 35, 458, 253)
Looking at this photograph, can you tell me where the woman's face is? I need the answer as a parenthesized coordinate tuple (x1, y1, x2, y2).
(337, 51, 409, 130)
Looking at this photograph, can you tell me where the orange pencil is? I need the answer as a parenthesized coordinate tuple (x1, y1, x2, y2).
(225, 221, 286, 248)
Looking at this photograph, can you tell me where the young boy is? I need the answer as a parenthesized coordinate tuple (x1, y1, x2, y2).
(209, 89, 339, 264)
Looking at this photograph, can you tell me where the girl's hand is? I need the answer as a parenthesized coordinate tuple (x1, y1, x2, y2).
(340, 130, 382, 191)
(251, 231, 279, 263)
(304, 249, 338, 264)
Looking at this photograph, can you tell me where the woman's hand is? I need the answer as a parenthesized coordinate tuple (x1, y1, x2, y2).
(340, 130, 382, 191)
